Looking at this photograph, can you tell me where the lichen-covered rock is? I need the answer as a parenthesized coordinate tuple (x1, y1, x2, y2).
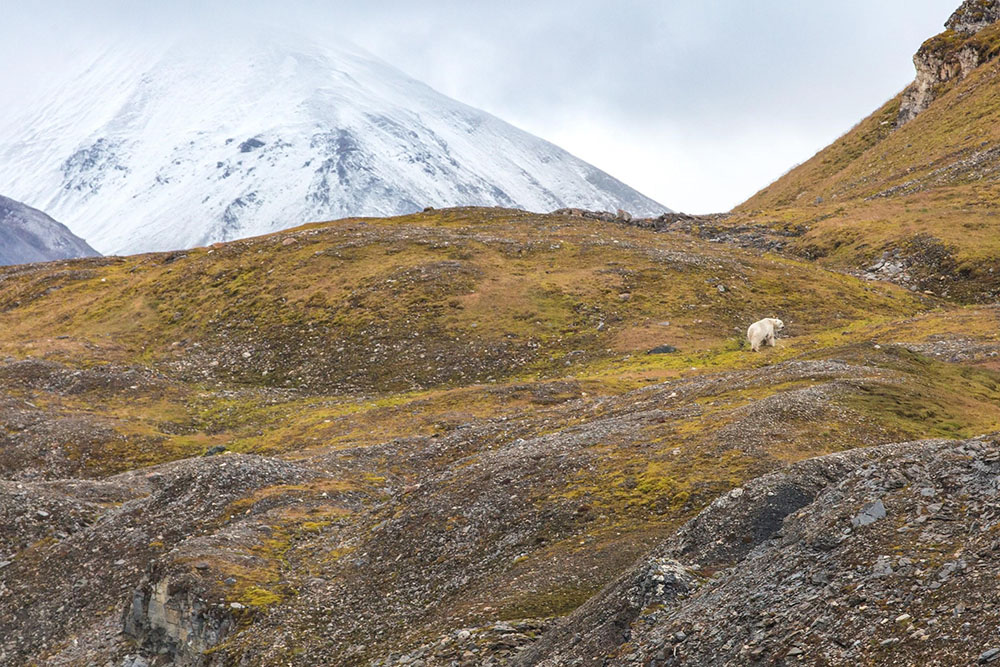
(896, 41, 981, 126)
(896, 1, 1000, 126)
(123, 574, 236, 666)
(946, 0, 1000, 33)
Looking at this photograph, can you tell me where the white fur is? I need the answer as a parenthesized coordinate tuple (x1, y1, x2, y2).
(747, 317, 784, 352)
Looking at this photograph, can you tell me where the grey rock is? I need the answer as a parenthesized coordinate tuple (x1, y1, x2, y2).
(851, 499, 886, 527)
(980, 648, 1000, 664)
(872, 556, 893, 578)
(947, 1, 1000, 34)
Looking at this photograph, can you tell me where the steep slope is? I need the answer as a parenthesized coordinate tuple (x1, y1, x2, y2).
(520, 436, 1000, 666)
(0, 195, 98, 265)
(0, 34, 667, 256)
(1, 207, 999, 666)
(733, 0, 1000, 302)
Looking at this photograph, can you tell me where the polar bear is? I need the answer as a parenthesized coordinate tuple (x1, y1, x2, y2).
(747, 317, 784, 352)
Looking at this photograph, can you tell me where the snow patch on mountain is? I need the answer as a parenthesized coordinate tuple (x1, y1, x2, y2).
(0, 34, 669, 255)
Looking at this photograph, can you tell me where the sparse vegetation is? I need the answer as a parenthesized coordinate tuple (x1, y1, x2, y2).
(7, 7, 1000, 660)
(733, 20, 1000, 302)
(3, 203, 998, 665)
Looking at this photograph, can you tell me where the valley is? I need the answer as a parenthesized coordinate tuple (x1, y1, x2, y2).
(3, 1, 1000, 665)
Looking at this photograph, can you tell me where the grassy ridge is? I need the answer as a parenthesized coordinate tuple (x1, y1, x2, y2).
(0, 207, 993, 484)
(0, 207, 924, 394)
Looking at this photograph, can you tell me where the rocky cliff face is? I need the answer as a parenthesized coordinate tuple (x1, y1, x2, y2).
(896, 42, 981, 126)
(947, 0, 1000, 33)
(123, 573, 236, 665)
(897, 0, 1000, 125)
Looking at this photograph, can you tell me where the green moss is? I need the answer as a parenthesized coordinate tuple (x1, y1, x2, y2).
(497, 586, 595, 620)
(843, 347, 1000, 439)
(239, 586, 285, 608)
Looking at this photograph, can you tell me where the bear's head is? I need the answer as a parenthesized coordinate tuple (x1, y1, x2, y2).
(770, 318, 784, 330)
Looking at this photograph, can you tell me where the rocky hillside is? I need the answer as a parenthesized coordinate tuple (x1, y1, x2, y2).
(733, 0, 1000, 303)
(0, 205, 998, 665)
(0, 195, 98, 266)
(518, 435, 1000, 666)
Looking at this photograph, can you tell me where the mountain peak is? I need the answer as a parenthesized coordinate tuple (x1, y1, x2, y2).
(0, 33, 668, 255)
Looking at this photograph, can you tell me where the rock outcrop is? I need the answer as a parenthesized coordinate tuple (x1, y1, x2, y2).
(897, 0, 1000, 126)
(947, 0, 1000, 33)
(124, 575, 236, 665)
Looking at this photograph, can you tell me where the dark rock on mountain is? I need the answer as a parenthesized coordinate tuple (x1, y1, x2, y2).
(0, 195, 98, 266)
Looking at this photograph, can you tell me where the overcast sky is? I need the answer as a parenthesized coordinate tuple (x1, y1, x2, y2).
(3, 0, 958, 212)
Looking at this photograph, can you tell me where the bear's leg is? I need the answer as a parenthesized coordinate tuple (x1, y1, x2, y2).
(767, 333, 776, 347)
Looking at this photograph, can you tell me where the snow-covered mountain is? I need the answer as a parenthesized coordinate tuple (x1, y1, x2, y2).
(0, 195, 99, 266)
(0, 34, 669, 256)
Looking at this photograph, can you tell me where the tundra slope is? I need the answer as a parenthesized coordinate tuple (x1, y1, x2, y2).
(0, 208, 998, 665)
(0, 32, 667, 255)
(732, 0, 1000, 303)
